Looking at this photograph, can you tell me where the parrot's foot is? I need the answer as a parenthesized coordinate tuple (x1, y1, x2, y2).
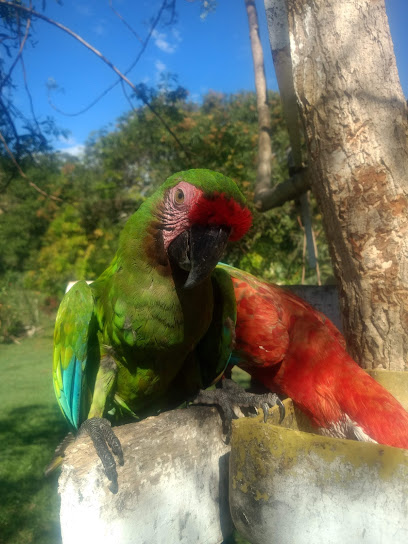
(79, 417, 124, 493)
(192, 379, 285, 439)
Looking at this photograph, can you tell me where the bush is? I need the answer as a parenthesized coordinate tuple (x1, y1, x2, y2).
(0, 299, 25, 343)
(0, 273, 53, 344)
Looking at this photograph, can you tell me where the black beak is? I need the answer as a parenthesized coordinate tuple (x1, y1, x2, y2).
(168, 225, 231, 289)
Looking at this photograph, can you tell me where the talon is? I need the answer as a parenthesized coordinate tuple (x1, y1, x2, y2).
(79, 417, 123, 493)
(277, 398, 285, 424)
(261, 402, 270, 423)
(260, 393, 285, 424)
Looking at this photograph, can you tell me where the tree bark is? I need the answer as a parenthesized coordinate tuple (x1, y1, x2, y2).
(59, 407, 232, 544)
(244, 0, 272, 198)
(286, 0, 408, 370)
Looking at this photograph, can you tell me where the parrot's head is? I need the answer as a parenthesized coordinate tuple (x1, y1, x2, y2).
(157, 169, 252, 289)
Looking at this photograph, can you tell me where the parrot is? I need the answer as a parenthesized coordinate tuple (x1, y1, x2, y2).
(52, 168, 277, 492)
(217, 264, 408, 450)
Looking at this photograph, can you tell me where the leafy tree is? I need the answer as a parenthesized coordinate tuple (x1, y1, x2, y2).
(0, 155, 61, 275)
(24, 86, 330, 299)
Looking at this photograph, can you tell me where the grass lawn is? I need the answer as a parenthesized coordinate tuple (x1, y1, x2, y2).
(0, 317, 66, 544)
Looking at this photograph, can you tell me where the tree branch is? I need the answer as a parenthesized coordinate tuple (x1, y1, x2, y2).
(16, 1, 45, 145)
(254, 167, 310, 211)
(0, 8, 31, 93)
(20, 53, 44, 143)
(59, 407, 232, 544)
(264, 0, 302, 165)
(0, 96, 21, 153)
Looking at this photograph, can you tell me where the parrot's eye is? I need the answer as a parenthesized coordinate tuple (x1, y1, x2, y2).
(174, 188, 185, 205)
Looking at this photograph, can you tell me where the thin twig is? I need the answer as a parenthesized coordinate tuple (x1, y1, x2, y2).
(0, 172, 15, 192)
(0, 129, 62, 201)
(109, 0, 143, 43)
(0, 97, 21, 151)
(0, 10, 31, 93)
(20, 54, 44, 141)
(17, 0, 43, 139)
(46, 0, 170, 118)
(311, 226, 321, 285)
(119, 79, 192, 163)
(120, 79, 135, 112)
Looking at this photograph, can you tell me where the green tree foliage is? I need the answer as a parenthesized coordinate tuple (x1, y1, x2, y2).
(0, 155, 61, 275)
(23, 158, 142, 297)
(1, 85, 332, 340)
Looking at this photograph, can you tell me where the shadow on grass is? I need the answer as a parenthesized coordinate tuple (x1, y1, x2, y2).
(0, 404, 67, 544)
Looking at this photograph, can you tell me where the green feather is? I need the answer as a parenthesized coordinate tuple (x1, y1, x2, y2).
(52, 281, 99, 429)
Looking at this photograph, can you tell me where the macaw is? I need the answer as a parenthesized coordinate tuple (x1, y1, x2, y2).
(52, 169, 259, 491)
(220, 264, 408, 450)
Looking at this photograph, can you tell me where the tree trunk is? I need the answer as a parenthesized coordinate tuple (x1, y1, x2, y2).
(244, 0, 272, 198)
(286, 0, 408, 370)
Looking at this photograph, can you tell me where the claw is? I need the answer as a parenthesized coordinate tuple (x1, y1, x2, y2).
(192, 379, 284, 436)
(259, 392, 286, 424)
(261, 402, 270, 423)
(79, 417, 123, 493)
(277, 397, 286, 424)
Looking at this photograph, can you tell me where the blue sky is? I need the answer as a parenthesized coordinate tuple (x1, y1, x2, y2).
(9, 0, 408, 155)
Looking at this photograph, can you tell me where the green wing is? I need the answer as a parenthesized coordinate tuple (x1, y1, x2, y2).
(53, 281, 99, 430)
(195, 266, 237, 388)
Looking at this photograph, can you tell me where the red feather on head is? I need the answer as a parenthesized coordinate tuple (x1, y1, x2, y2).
(189, 193, 252, 241)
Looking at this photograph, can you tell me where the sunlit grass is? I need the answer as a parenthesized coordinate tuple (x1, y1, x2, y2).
(0, 318, 66, 544)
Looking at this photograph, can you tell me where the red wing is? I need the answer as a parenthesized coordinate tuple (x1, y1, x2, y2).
(231, 277, 289, 369)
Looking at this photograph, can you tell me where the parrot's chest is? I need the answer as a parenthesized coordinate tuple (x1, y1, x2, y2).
(111, 281, 214, 408)
(114, 284, 213, 351)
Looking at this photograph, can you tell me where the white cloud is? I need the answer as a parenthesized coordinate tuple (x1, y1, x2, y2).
(155, 60, 166, 73)
(57, 136, 85, 157)
(152, 29, 177, 54)
(59, 144, 85, 157)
